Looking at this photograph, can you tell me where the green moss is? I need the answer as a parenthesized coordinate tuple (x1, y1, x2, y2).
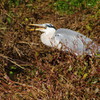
(53, 0, 99, 14)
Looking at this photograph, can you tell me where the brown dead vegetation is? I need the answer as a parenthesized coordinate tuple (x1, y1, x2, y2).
(0, 1, 100, 100)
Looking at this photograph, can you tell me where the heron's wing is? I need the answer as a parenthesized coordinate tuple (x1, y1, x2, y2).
(54, 28, 93, 54)
(55, 28, 92, 43)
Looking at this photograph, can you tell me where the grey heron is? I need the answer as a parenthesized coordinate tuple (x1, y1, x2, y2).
(29, 23, 100, 56)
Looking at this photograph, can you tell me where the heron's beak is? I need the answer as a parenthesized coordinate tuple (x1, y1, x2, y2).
(28, 24, 45, 31)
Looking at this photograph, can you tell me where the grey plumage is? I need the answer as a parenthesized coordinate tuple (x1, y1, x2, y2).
(54, 28, 95, 55)
(29, 23, 99, 56)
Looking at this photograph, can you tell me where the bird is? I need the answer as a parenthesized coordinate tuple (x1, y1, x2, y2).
(29, 23, 100, 56)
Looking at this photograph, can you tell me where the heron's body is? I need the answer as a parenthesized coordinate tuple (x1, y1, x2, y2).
(29, 23, 99, 55)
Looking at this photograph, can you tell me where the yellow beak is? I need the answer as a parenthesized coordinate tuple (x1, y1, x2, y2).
(28, 24, 45, 31)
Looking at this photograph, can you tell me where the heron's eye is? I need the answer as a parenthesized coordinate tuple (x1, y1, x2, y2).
(50, 24, 53, 27)
(47, 24, 53, 28)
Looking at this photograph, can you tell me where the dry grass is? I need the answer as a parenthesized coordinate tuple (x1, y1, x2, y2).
(0, 1, 100, 100)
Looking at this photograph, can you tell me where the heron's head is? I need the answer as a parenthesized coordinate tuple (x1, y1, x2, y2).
(29, 23, 56, 33)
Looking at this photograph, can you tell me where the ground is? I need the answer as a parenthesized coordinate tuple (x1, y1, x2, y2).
(0, 1, 100, 100)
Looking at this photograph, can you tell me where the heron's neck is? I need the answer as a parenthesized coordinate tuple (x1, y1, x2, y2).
(40, 28, 56, 47)
(44, 28, 56, 37)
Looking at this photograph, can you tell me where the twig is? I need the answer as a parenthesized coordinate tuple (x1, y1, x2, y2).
(12, 81, 46, 94)
(0, 54, 24, 69)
